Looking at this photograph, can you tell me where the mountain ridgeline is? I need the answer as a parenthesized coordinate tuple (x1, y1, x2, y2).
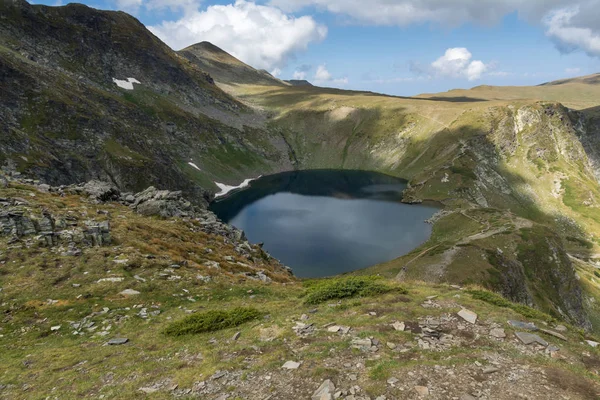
(3, 0, 600, 334)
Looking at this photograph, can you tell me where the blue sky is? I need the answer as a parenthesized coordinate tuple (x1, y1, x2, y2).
(33, 0, 600, 96)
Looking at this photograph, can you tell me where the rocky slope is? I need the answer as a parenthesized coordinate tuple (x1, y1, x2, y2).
(179, 41, 287, 87)
(0, 0, 293, 205)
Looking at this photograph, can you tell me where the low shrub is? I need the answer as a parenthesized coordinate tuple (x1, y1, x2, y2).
(303, 276, 401, 305)
(164, 307, 262, 336)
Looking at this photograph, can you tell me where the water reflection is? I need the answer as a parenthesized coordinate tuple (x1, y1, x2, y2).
(210, 170, 438, 278)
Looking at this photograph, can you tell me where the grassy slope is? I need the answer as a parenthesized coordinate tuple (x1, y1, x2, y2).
(214, 81, 600, 331)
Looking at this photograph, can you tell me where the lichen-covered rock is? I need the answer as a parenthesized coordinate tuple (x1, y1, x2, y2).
(84, 220, 111, 246)
(81, 180, 121, 202)
(132, 187, 194, 218)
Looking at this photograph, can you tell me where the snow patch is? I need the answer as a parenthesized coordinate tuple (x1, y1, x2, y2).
(214, 176, 261, 198)
(188, 162, 201, 171)
(113, 77, 141, 90)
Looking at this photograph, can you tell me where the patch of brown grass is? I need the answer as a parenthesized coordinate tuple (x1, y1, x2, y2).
(546, 367, 600, 400)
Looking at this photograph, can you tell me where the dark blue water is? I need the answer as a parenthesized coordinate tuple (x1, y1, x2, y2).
(209, 170, 438, 278)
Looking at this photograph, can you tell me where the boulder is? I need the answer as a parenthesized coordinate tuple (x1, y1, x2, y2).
(0, 175, 7, 188)
(82, 180, 120, 202)
(132, 187, 193, 218)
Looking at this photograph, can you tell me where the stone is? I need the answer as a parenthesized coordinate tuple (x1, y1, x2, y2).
(0, 175, 7, 188)
(327, 325, 341, 333)
(539, 328, 567, 341)
(97, 277, 124, 283)
(460, 395, 477, 400)
(508, 320, 537, 331)
(457, 308, 477, 324)
(51, 325, 61, 331)
(515, 332, 548, 346)
(414, 386, 429, 396)
(387, 377, 399, 385)
(107, 338, 129, 345)
(547, 345, 560, 353)
(386, 342, 397, 349)
(489, 328, 506, 338)
(554, 325, 568, 332)
(392, 321, 405, 331)
(119, 289, 140, 296)
(586, 340, 599, 348)
(232, 331, 241, 341)
(282, 361, 300, 370)
(312, 379, 335, 400)
(211, 371, 227, 380)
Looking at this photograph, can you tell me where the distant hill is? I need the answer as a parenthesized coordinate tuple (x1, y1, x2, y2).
(540, 73, 600, 86)
(179, 41, 288, 86)
(285, 79, 313, 87)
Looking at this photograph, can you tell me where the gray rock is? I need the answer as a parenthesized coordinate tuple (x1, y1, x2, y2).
(508, 320, 537, 331)
(107, 338, 129, 345)
(119, 289, 140, 296)
(82, 180, 120, 202)
(554, 324, 567, 332)
(392, 321, 405, 331)
(282, 361, 300, 370)
(489, 328, 506, 338)
(0, 175, 7, 188)
(312, 379, 335, 400)
(539, 328, 567, 341)
(515, 332, 548, 346)
(457, 308, 477, 324)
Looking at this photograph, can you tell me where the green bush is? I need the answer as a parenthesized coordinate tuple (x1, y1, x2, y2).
(303, 276, 401, 305)
(467, 289, 554, 322)
(164, 307, 262, 336)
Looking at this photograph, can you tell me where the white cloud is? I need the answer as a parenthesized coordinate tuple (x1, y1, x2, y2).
(430, 48, 488, 80)
(565, 67, 582, 74)
(544, 7, 600, 57)
(269, 0, 600, 58)
(148, 0, 327, 70)
(144, 0, 199, 13)
(115, 0, 142, 11)
(314, 65, 332, 81)
(313, 65, 348, 86)
(271, 68, 282, 77)
(293, 70, 307, 80)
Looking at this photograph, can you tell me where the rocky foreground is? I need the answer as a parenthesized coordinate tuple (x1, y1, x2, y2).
(1, 177, 600, 399)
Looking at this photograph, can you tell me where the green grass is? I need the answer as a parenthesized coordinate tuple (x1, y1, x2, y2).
(467, 289, 555, 323)
(303, 276, 402, 305)
(164, 307, 263, 336)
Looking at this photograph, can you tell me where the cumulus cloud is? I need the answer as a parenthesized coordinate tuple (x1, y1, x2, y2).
(148, 1, 327, 70)
(271, 68, 282, 77)
(313, 65, 348, 86)
(269, 0, 600, 58)
(565, 67, 582, 74)
(430, 48, 489, 81)
(293, 71, 307, 79)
